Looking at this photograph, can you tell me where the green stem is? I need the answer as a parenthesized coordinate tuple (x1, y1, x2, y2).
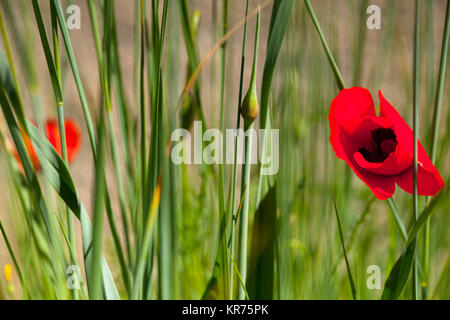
(237, 124, 253, 300)
(237, 8, 261, 300)
(51, 0, 97, 157)
(89, 118, 107, 300)
(333, 200, 357, 300)
(229, 0, 250, 300)
(386, 198, 408, 242)
(424, 0, 450, 295)
(87, 0, 131, 295)
(412, 0, 420, 300)
(50, 1, 78, 300)
(304, 0, 346, 90)
(219, 0, 228, 298)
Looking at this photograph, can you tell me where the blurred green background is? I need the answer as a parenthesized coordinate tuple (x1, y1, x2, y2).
(0, 0, 449, 300)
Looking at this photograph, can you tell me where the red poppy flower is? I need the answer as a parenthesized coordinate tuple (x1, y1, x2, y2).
(14, 119, 81, 171)
(329, 87, 444, 200)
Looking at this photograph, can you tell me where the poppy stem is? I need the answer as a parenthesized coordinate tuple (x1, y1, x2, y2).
(412, 0, 420, 300)
(229, 0, 250, 300)
(304, 0, 346, 91)
(424, 0, 450, 296)
(218, 0, 229, 299)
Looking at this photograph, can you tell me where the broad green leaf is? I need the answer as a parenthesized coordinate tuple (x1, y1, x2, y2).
(381, 242, 416, 300)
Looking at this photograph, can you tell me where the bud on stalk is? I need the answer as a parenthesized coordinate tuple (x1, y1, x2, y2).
(240, 7, 261, 130)
(237, 6, 261, 301)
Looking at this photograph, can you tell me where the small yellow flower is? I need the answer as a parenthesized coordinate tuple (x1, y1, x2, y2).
(4, 264, 12, 282)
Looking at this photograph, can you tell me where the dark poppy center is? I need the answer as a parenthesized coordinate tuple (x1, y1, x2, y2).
(359, 128, 397, 163)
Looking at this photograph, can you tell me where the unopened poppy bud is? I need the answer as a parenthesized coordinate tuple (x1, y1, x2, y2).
(240, 7, 261, 129)
(240, 85, 259, 127)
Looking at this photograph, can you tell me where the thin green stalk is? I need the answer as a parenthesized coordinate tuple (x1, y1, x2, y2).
(218, 0, 228, 210)
(89, 116, 107, 300)
(229, 0, 250, 300)
(54, 213, 88, 299)
(131, 181, 161, 299)
(51, 0, 97, 157)
(412, 0, 420, 300)
(178, 0, 207, 128)
(218, 0, 228, 298)
(14, 1, 45, 134)
(387, 198, 408, 242)
(49, 1, 78, 300)
(104, 1, 133, 268)
(430, 1, 450, 162)
(424, 0, 450, 293)
(304, 0, 346, 90)
(333, 200, 357, 300)
(139, 0, 147, 219)
(0, 9, 24, 109)
(352, 0, 368, 86)
(87, 0, 131, 295)
(237, 8, 261, 300)
(0, 220, 25, 289)
(144, 0, 170, 300)
(237, 126, 253, 300)
(227, 247, 249, 300)
(134, 0, 140, 113)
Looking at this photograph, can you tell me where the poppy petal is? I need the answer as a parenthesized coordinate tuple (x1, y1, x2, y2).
(64, 120, 81, 162)
(395, 165, 445, 196)
(394, 140, 444, 196)
(16, 132, 41, 170)
(379, 90, 445, 195)
(329, 87, 376, 132)
(45, 119, 62, 154)
(330, 128, 396, 200)
(330, 88, 444, 199)
(351, 115, 412, 176)
(379, 90, 414, 156)
(45, 119, 81, 163)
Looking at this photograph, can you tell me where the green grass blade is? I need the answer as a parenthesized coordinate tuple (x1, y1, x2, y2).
(333, 199, 357, 300)
(88, 114, 107, 300)
(51, 0, 97, 156)
(259, 0, 294, 130)
(304, 0, 346, 90)
(0, 220, 25, 289)
(226, 247, 249, 300)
